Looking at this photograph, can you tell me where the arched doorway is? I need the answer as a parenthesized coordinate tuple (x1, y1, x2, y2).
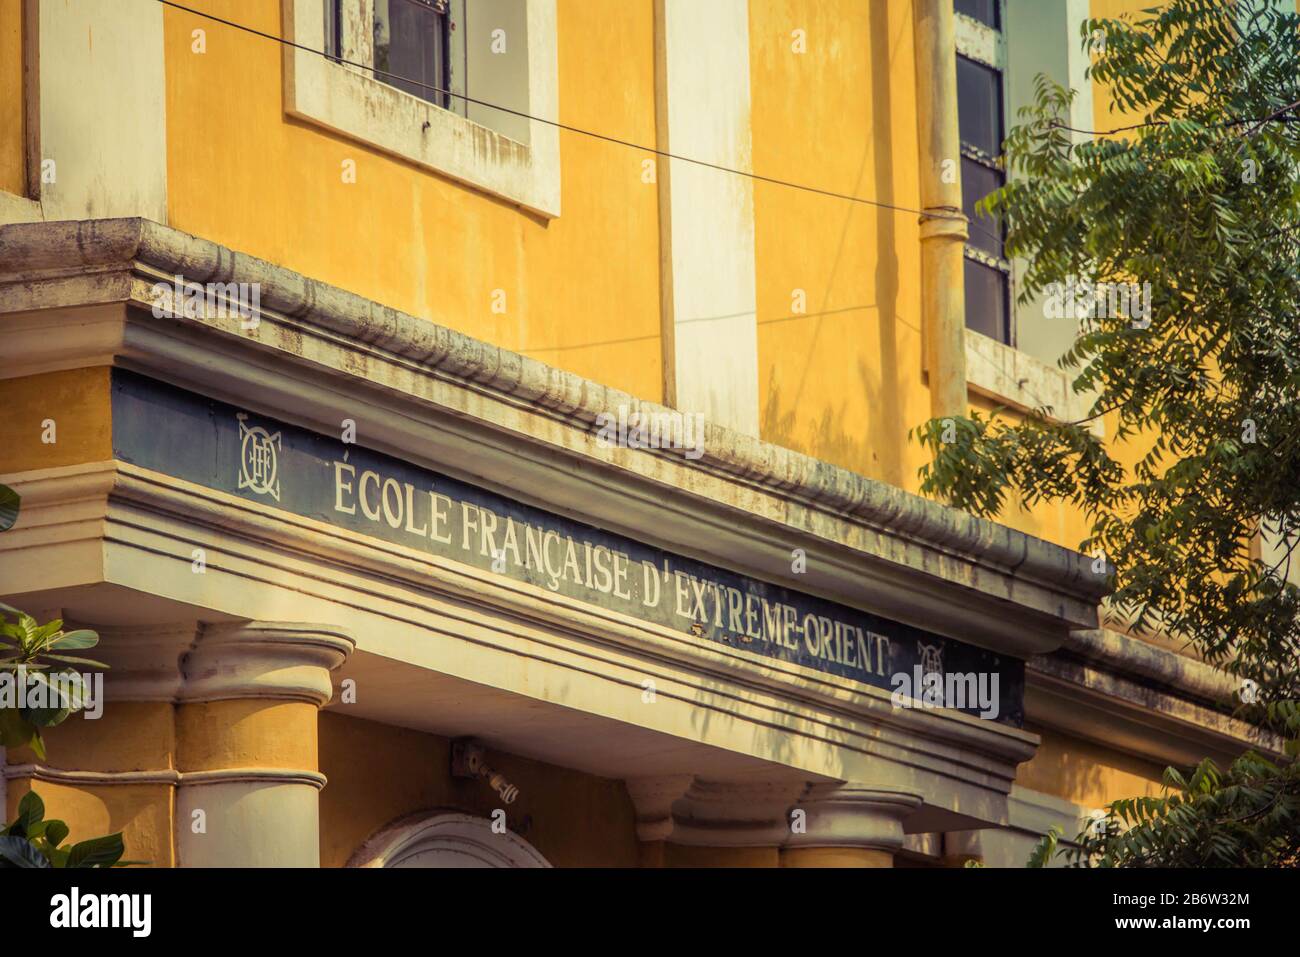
(346, 812, 551, 868)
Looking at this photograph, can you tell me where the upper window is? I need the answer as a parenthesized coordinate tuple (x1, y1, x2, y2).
(373, 0, 455, 111)
(292, 0, 560, 217)
(955, 1, 1011, 344)
(954, 0, 1000, 31)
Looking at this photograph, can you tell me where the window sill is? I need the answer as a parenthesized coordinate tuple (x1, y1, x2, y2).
(965, 330, 1104, 437)
(283, 0, 560, 219)
(0, 191, 42, 225)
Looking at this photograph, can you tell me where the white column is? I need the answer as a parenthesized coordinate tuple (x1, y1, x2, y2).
(174, 622, 354, 868)
(783, 783, 923, 867)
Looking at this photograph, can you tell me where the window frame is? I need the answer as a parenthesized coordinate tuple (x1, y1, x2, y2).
(286, 0, 560, 219)
(955, 2, 1013, 346)
(369, 0, 463, 114)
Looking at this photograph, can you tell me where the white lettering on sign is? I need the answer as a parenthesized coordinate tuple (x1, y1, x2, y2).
(330, 456, 892, 678)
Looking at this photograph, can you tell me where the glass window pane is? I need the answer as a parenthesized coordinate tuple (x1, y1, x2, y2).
(375, 0, 449, 108)
(325, 1, 340, 59)
(962, 157, 1004, 258)
(955, 0, 1000, 30)
(964, 258, 1010, 343)
(957, 55, 1003, 157)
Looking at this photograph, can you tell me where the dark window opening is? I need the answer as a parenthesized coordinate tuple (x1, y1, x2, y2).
(964, 257, 1010, 343)
(956, 55, 1004, 158)
(955, 0, 1000, 30)
(325, 0, 342, 60)
(375, 0, 452, 109)
(955, 35, 1011, 343)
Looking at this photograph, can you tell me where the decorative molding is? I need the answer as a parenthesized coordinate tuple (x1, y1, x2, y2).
(178, 768, 328, 790)
(61, 617, 354, 706)
(183, 622, 355, 706)
(786, 783, 923, 852)
(1060, 627, 1239, 707)
(1026, 654, 1281, 768)
(80, 622, 197, 702)
(0, 219, 1108, 665)
(670, 778, 806, 847)
(3, 764, 181, 786)
(624, 774, 692, 842)
(347, 811, 552, 868)
(6, 459, 1042, 783)
(1006, 783, 1093, 837)
(2, 764, 323, 789)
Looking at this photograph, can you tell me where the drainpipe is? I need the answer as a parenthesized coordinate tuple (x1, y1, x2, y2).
(912, 0, 969, 421)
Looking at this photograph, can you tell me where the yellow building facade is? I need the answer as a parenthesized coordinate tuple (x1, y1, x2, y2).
(0, 0, 1275, 867)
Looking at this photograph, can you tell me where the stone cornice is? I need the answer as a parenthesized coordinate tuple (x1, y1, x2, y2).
(1, 459, 1041, 817)
(0, 218, 1105, 666)
(1026, 654, 1283, 767)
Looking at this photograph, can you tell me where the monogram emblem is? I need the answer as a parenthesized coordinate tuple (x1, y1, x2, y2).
(237, 413, 281, 501)
(917, 640, 943, 677)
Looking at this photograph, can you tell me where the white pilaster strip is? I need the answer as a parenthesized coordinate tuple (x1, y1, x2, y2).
(36, 0, 167, 222)
(654, 0, 760, 437)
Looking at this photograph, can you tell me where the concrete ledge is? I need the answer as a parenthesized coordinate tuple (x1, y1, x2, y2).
(966, 328, 1103, 436)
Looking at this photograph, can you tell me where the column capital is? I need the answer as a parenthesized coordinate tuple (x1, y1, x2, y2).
(670, 778, 806, 847)
(87, 620, 354, 705)
(181, 621, 354, 706)
(86, 622, 198, 702)
(625, 775, 693, 842)
(786, 783, 923, 852)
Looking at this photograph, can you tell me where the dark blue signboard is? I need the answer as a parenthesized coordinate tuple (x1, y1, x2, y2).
(111, 370, 1023, 725)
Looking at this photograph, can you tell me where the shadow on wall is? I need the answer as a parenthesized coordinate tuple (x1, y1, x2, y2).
(757, 0, 908, 488)
(761, 357, 880, 480)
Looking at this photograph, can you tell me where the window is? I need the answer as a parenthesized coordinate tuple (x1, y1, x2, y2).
(374, 0, 455, 110)
(955, 1, 1011, 344)
(327, 0, 463, 112)
(955, 0, 1000, 31)
(288, 0, 560, 217)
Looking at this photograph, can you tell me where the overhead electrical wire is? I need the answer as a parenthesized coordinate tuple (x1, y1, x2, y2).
(156, 0, 970, 225)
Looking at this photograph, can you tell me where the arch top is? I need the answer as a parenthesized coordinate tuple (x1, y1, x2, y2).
(346, 811, 552, 869)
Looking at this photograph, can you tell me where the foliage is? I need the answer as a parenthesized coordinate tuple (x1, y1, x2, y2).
(0, 791, 128, 868)
(915, 1, 1300, 865)
(0, 602, 106, 760)
(0, 484, 17, 533)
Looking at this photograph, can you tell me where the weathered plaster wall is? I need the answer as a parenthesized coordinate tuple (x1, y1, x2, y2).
(162, 0, 664, 403)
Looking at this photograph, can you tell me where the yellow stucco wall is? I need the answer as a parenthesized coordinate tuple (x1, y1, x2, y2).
(0, 0, 23, 197)
(750, 0, 931, 493)
(0, 367, 113, 474)
(1018, 725, 1166, 808)
(162, 0, 663, 403)
(6, 701, 178, 868)
(317, 711, 639, 867)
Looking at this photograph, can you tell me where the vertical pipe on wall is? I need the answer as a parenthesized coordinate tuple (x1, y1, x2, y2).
(912, 0, 969, 421)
